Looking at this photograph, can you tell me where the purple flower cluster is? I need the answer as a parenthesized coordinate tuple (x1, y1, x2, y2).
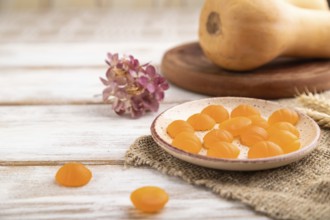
(100, 53, 169, 118)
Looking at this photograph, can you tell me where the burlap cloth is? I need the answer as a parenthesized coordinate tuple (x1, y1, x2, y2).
(125, 93, 330, 220)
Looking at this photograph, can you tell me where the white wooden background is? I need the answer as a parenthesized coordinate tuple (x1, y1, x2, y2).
(0, 7, 271, 220)
(0, 0, 202, 10)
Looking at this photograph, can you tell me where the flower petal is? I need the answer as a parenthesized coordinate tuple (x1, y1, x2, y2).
(100, 77, 109, 86)
(146, 83, 156, 93)
(102, 87, 112, 101)
(137, 76, 149, 87)
(146, 65, 156, 77)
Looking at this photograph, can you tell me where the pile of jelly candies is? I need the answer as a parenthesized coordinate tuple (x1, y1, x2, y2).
(166, 104, 301, 159)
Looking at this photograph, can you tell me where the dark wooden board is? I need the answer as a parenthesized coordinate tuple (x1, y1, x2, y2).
(161, 42, 330, 99)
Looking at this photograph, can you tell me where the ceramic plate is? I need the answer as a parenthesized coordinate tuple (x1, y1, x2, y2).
(150, 97, 321, 171)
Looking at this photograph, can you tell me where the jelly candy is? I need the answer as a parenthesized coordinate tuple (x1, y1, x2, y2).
(268, 122, 300, 138)
(240, 126, 269, 147)
(130, 186, 169, 213)
(248, 141, 284, 159)
(207, 142, 240, 159)
(220, 117, 252, 137)
(268, 129, 299, 149)
(172, 131, 202, 154)
(201, 105, 229, 123)
(203, 129, 234, 149)
(187, 113, 216, 131)
(55, 163, 92, 187)
(268, 108, 299, 125)
(248, 115, 269, 129)
(231, 104, 261, 118)
(167, 120, 194, 138)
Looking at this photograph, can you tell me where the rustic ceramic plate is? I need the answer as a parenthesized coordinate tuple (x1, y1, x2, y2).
(150, 97, 321, 171)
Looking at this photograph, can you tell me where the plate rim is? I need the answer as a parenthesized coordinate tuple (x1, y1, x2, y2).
(151, 97, 321, 165)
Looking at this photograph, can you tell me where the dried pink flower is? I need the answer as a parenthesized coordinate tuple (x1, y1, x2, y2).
(100, 53, 169, 118)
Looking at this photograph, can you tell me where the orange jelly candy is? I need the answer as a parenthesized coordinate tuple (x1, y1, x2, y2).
(268, 129, 299, 154)
(201, 105, 229, 123)
(55, 162, 92, 187)
(268, 129, 299, 148)
(231, 104, 261, 118)
(248, 115, 269, 129)
(187, 113, 216, 131)
(172, 131, 202, 154)
(240, 126, 269, 147)
(207, 142, 240, 159)
(268, 108, 299, 125)
(220, 117, 252, 137)
(130, 186, 169, 213)
(166, 120, 194, 138)
(268, 122, 300, 138)
(203, 129, 234, 149)
(248, 141, 284, 159)
(284, 140, 301, 154)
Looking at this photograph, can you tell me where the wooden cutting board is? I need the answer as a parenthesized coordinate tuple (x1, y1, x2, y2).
(161, 42, 330, 99)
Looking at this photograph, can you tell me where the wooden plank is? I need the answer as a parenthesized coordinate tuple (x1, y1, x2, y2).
(0, 11, 198, 44)
(0, 43, 175, 68)
(0, 165, 270, 219)
(0, 102, 207, 164)
(0, 69, 207, 105)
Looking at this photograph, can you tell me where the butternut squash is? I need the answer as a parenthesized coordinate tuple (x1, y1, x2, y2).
(199, 0, 330, 71)
(286, 0, 329, 10)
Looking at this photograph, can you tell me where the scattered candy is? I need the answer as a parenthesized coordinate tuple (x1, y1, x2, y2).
(55, 163, 92, 187)
(130, 186, 169, 213)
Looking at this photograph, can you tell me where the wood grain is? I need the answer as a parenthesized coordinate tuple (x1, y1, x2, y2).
(0, 69, 207, 105)
(0, 165, 269, 220)
(0, 43, 173, 68)
(0, 104, 171, 163)
(161, 42, 330, 99)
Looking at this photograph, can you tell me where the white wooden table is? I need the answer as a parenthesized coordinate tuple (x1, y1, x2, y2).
(0, 9, 270, 219)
